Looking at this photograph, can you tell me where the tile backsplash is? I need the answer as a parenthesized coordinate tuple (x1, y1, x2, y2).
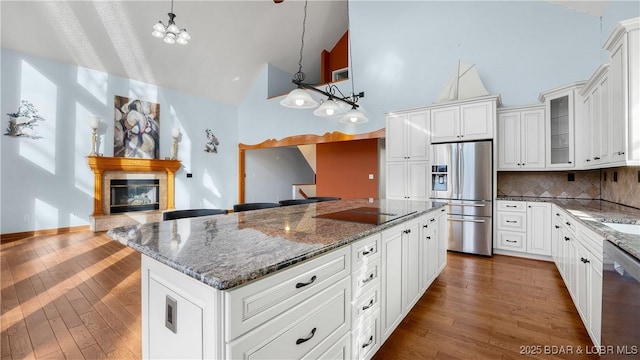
(497, 170, 601, 199)
(601, 166, 640, 209)
(497, 167, 640, 209)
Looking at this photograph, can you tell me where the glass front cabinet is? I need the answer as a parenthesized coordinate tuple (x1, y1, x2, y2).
(539, 82, 586, 169)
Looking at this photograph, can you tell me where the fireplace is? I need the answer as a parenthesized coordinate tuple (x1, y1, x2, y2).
(87, 156, 181, 231)
(110, 179, 160, 213)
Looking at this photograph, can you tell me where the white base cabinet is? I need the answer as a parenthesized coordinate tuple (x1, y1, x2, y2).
(495, 201, 551, 258)
(143, 207, 448, 360)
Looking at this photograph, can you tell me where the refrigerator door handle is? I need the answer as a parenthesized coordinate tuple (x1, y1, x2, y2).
(458, 143, 463, 200)
(454, 203, 486, 207)
(448, 218, 486, 223)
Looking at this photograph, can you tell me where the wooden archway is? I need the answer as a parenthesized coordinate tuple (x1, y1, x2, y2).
(237, 129, 385, 203)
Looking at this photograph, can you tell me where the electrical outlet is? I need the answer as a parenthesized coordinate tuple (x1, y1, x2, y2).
(613, 172, 618, 182)
(186, 173, 193, 178)
(637, 170, 640, 183)
(567, 173, 575, 182)
(368, 174, 374, 180)
(604, 172, 607, 181)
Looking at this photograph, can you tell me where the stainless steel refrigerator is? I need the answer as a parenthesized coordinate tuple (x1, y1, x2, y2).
(430, 140, 493, 256)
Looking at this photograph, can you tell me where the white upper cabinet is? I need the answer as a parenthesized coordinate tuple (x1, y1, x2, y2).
(497, 105, 545, 170)
(386, 111, 430, 162)
(604, 17, 640, 166)
(539, 82, 585, 169)
(580, 64, 610, 168)
(429, 96, 499, 143)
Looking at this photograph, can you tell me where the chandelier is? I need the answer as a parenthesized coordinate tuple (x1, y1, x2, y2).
(280, 0, 368, 124)
(152, 0, 191, 45)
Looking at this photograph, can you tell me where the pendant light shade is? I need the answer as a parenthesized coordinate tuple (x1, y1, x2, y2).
(280, 88, 318, 109)
(339, 107, 369, 124)
(313, 99, 345, 117)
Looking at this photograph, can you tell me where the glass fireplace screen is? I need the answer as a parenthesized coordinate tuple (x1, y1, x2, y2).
(110, 179, 160, 213)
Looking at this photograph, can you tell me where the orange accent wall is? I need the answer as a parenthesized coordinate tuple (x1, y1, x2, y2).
(316, 138, 378, 199)
(321, 31, 348, 84)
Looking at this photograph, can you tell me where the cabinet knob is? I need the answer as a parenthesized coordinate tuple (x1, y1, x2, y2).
(594, 157, 600, 160)
(568, 161, 572, 164)
(586, 159, 591, 162)
(555, 225, 560, 229)
(564, 236, 570, 241)
(618, 151, 625, 155)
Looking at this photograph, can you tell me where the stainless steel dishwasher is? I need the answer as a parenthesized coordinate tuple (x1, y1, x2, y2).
(601, 241, 640, 357)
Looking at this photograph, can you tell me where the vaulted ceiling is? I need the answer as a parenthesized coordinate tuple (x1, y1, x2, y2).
(0, 0, 348, 105)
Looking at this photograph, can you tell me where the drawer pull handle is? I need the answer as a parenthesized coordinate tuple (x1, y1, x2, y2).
(555, 225, 560, 229)
(423, 224, 429, 228)
(506, 240, 517, 243)
(505, 220, 517, 223)
(581, 257, 591, 264)
(556, 213, 560, 216)
(362, 335, 374, 349)
(618, 151, 625, 155)
(362, 248, 374, 256)
(564, 236, 570, 241)
(362, 272, 375, 284)
(441, 208, 446, 212)
(295, 327, 316, 345)
(362, 299, 374, 311)
(426, 236, 431, 240)
(566, 221, 571, 226)
(295, 275, 317, 289)
(430, 218, 436, 222)
(402, 229, 412, 234)
(506, 205, 517, 208)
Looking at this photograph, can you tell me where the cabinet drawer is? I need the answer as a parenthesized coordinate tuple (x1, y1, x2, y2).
(352, 259, 380, 296)
(497, 212, 526, 231)
(578, 225, 604, 260)
(497, 231, 526, 252)
(308, 332, 351, 360)
(352, 311, 380, 360)
(352, 287, 380, 323)
(553, 208, 577, 235)
(497, 201, 526, 212)
(226, 246, 350, 340)
(351, 234, 381, 269)
(228, 277, 351, 360)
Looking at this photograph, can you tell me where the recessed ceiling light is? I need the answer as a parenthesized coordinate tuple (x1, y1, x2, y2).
(232, 76, 240, 82)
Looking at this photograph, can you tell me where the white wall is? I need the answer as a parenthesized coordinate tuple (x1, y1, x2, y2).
(0, 49, 238, 234)
(244, 147, 315, 203)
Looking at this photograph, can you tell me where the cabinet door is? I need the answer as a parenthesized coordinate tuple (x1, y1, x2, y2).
(497, 112, 521, 170)
(437, 209, 448, 272)
(406, 111, 430, 161)
(597, 74, 610, 165)
(460, 101, 494, 141)
(520, 110, 546, 169)
(589, 87, 602, 165)
(574, 242, 590, 322)
(431, 106, 459, 143)
(381, 228, 403, 340)
(403, 219, 422, 312)
(589, 256, 603, 347)
(420, 221, 438, 291)
(385, 162, 407, 200)
(149, 279, 203, 360)
(406, 162, 430, 201)
(385, 114, 406, 162)
(547, 93, 575, 168)
(582, 94, 594, 167)
(526, 202, 551, 255)
(608, 39, 627, 163)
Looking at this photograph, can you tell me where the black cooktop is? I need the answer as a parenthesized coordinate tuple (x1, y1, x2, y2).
(314, 207, 416, 225)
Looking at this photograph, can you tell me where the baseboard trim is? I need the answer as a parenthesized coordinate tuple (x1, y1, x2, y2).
(1, 225, 91, 243)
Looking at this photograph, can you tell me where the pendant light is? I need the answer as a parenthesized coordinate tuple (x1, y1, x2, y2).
(280, 0, 318, 109)
(281, 0, 367, 123)
(152, 0, 191, 45)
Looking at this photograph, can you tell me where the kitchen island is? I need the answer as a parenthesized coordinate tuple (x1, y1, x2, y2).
(107, 198, 448, 359)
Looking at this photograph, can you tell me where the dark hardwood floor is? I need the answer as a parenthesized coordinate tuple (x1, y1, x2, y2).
(1, 232, 597, 359)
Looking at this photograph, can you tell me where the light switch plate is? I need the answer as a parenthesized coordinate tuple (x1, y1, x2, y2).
(368, 174, 374, 180)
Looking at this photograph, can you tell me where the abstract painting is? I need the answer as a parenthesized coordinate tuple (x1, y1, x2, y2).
(114, 96, 160, 159)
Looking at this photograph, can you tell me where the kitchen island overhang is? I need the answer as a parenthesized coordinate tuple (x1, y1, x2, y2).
(107, 198, 448, 359)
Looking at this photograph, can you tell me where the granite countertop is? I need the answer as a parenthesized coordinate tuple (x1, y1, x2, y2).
(107, 199, 445, 290)
(498, 197, 640, 260)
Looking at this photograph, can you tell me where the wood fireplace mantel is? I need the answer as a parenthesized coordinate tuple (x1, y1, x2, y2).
(87, 156, 181, 216)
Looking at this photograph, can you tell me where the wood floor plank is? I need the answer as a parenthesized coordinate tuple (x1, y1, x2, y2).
(48, 317, 85, 360)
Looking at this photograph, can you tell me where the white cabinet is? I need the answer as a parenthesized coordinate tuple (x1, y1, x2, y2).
(437, 208, 448, 272)
(380, 223, 404, 341)
(604, 17, 640, 166)
(580, 64, 610, 168)
(496, 201, 551, 257)
(497, 105, 545, 170)
(386, 110, 430, 201)
(526, 202, 552, 256)
(551, 206, 603, 349)
(385, 161, 430, 201)
(430, 96, 499, 143)
(386, 111, 430, 162)
(539, 82, 585, 169)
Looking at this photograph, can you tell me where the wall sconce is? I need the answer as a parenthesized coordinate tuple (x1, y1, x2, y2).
(88, 115, 101, 156)
(171, 128, 180, 160)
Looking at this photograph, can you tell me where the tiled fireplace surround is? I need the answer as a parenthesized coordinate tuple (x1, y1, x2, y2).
(497, 166, 640, 209)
